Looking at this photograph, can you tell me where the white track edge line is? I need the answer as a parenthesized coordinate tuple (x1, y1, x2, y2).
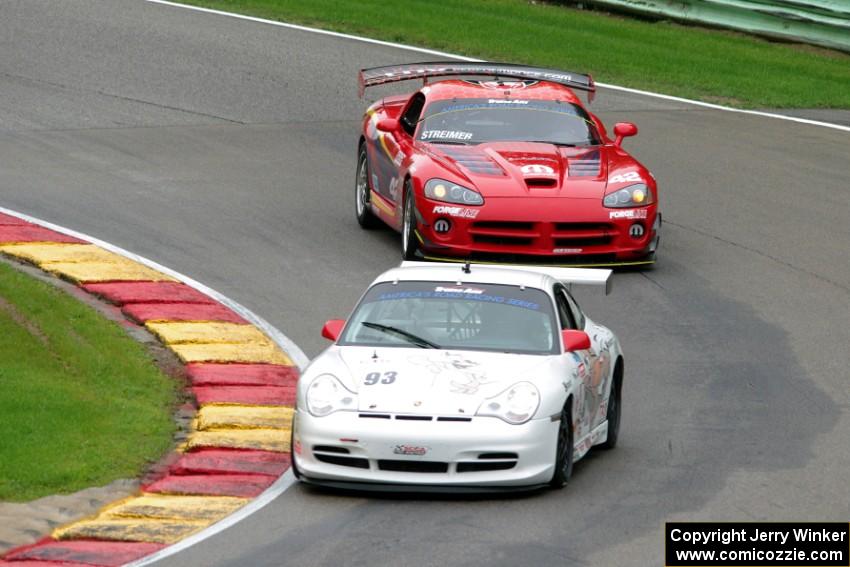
(0, 205, 310, 370)
(143, 0, 850, 134)
(125, 471, 297, 567)
(0, 205, 307, 565)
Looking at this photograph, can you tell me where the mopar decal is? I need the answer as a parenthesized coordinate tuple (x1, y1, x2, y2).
(433, 218, 451, 233)
(629, 223, 645, 238)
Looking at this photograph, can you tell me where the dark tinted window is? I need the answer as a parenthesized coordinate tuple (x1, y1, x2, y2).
(401, 93, 426, 135)
(563, 289, 585, 329)
(554, 286, 577, 330)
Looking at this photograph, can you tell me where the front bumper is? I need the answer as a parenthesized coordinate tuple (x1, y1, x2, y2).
(292, 409, 559, 488)
(415, 196, 661, 266)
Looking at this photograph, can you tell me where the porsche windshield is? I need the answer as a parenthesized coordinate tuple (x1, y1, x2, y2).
(339, 281, 558, 355)
(417, 98, 599, 146)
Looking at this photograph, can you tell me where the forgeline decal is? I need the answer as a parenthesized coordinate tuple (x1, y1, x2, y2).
(609, 209, 648, 220)
(520, 164, 555, 175)
(420, 130, 473, 141)
(392, 150, 404, 167)
(432, 205, 480, 218)
(608, 171, 642, 184)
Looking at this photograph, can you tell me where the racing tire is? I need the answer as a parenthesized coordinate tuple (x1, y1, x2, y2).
(401, 181, 421, 260)
(550, 402, 574, 489)
(290, 427, 302, 480)
(599, 364, 622, 450)
(355, 144, 380, 229)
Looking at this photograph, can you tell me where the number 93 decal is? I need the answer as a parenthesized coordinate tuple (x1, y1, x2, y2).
(363, 371, 397, 385)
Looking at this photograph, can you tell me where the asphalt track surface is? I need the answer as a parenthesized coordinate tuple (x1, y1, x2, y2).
(2, 2, 849, 565)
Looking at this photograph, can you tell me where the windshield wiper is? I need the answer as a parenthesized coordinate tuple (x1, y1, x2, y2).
(361, 322, 441, 349)
(423, 140, 470, 146)
(525, 140, 580, 147)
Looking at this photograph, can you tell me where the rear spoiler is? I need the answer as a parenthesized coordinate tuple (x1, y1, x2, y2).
(359, 62, 595, 102)
(400, 261, 612, 295)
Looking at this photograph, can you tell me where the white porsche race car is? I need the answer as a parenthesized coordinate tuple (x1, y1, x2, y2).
(291, 261, 623, 491)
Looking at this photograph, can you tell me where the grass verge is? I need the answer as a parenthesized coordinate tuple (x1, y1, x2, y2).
(177, 0, 850, 109)
(0, 261, 178, 502)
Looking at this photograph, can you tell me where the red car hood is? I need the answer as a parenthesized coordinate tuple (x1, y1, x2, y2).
(424, 141, 610, 199)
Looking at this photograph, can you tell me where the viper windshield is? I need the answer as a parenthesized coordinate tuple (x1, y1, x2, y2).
(339, 281, 558, 355)
(417, 98, 600, 146)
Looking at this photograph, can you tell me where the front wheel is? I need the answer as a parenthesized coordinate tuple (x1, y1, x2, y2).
(550, 403, 574, 488)
(401, 181, 421, 260)
(355, 145, 379, 229)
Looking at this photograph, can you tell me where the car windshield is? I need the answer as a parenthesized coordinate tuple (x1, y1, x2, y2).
(339, 281, 558, 355)
(417, 97, 600, 146)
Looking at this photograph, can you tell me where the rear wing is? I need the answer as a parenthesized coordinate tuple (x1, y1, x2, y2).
(400, 261, 612, 295)
(359, 62, 595, 101)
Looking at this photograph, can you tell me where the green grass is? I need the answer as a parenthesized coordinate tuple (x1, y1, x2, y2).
(0, 262, 178, 502)
(180, 0, 850, 108)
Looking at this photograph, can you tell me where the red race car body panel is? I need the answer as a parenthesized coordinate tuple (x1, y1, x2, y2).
(357, 63, 660, 266)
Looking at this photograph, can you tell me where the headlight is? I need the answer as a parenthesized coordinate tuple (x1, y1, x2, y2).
(476, 382, 540, 425)
(425, 179, 484, 205)
(603, 183, 654, 208)
(306, 374, 357, 417)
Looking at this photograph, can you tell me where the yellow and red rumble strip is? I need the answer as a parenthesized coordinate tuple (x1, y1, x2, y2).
(0, 211, 298, 566)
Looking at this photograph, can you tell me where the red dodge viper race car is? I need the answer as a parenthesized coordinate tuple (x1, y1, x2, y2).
(355, 62, 661, 267)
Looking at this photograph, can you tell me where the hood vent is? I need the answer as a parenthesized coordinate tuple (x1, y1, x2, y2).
(439, 146, 504, 176)
(568, 150, 601, 177)
(525, 177, 557, 188)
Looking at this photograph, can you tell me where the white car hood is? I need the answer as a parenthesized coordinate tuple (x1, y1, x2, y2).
(337, 347, 551, 416)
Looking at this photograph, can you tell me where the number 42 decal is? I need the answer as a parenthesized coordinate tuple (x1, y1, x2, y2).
(609, 171, 642, 184)
(364, 371, 397, 385)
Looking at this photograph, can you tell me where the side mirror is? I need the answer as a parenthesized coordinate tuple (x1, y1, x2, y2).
(321, 319, 345, 342)
(562, 329, 591, 352)
(376, 118, 399, 132)
(613, 122, 638, 147)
